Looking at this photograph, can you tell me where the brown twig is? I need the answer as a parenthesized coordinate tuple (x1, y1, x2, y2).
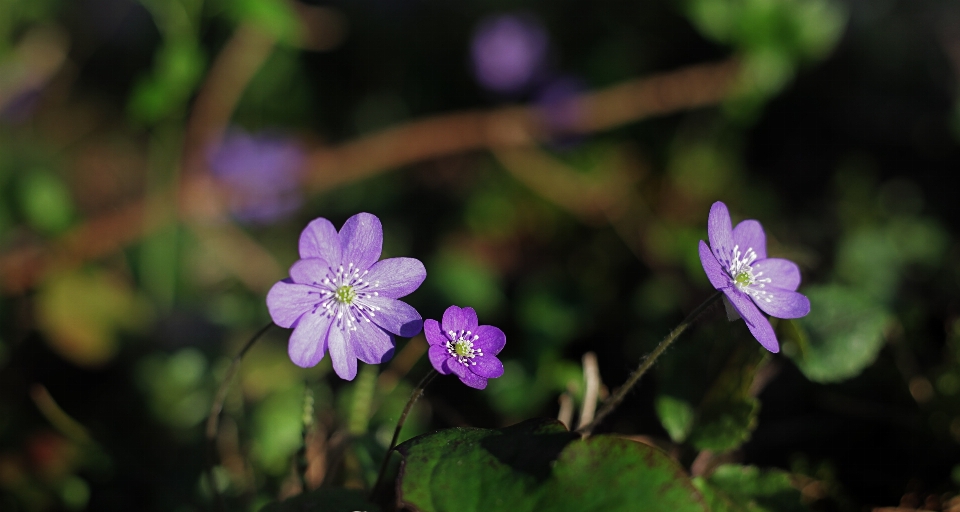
(0, 58, 741, 295)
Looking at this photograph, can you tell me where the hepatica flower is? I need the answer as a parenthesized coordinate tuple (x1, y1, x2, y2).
(424, 306, 505, 389)
(471, 13, 550, 95)
(267, 213, 426, 380)
(208, 128, 304, 224)
(698, 201, 810, 353)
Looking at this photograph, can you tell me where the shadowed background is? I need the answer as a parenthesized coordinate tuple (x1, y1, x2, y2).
(2, 0, 960, 510)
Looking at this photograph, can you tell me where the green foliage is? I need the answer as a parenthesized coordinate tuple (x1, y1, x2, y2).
(694, 464, 809, 512)
(685, 0, 847, 118)
(430, 253, 506, 317)
(655, 326, 766, 453)
(18, 170, 73, 233)
(397, 418, 707, 512)
(781, 285, 891, 383)
(129, 38, 205, 123)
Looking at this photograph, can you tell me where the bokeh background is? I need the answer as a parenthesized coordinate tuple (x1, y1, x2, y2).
(2, 0, 960, 510)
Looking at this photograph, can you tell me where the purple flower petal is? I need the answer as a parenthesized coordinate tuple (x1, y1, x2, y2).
(338, 213, 382, 272)
(699, 240, 731, 290)
(750, 286, 811, 319)
(366, 296, 423, 337)
(267, 280, 317, 328)
(441, 305, 469, 333)
(474, 325, 506, 355)
(350, 319, 395, 364)
(731, 219, 767, 260)
(428, 344, 453, 374)
(364, 257, 427, 299)
(448, 359, 488, 389)
(423, 319, 444, 346)
(289, 258, 331, 285)
(288, 309, 332, 367)
(724, 289, 780, 353)
(299, 217, 342, 264)
(708, 202, 735, 268)
(751, 258, 801, 291)
(471, 354, 504, 379)
(327, 324, 357, 380)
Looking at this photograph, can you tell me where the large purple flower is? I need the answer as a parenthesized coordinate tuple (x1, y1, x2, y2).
(698, 201, 810, 353)
(267, 213, 426, 380)
(424, 306, 505, 389)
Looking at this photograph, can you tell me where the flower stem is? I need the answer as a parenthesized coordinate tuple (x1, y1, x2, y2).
(205, 322, 275, 512)
(371, 368, 438, 498)
(577, 291, 723, 436)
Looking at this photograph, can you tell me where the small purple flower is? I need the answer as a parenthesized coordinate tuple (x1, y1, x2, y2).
(267, 213, 426, 380)
(424, 306, 505, 390)
(471, 13, 550, 95)
(698, 201, 810, 353)
(208, 129, 304, 223)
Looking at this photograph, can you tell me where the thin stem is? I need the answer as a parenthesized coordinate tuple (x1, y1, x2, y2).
(577, 291, 723, 436)
(205, 322, 275, 512)
(371, 368, 438, 498)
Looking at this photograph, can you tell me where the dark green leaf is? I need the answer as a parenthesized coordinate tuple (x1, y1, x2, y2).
(397, 418, 706, 512)
(694, 464, 809, 512)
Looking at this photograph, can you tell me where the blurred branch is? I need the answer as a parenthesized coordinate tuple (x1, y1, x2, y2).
(0, 58, 740, 295)
(304, 58, 739, 192)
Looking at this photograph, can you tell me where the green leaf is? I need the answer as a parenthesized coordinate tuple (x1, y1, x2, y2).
(656, 395, 695, 443)
(397, 418, 707, 512)
(656, 326, 766, 453)
(781, 285, 891, 383)
(687, 342, 765, 452)
(18, 170, 74, 233)
(259, 488, 379, 512)
(694, 464, 809, 512)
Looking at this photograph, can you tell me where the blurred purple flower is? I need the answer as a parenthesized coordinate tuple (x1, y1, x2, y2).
(424, 305, 505, 389)
(698, 201, 810, 353)
(267, 213, 426, 380)
(471, 13, 550, 95)
(535, 75, 587, 142)
(208, 129, 304, 223)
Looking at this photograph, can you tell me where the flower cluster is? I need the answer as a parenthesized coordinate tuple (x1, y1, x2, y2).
(698, 201, 810, 352)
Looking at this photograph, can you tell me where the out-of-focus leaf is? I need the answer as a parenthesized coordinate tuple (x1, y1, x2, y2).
(656, 395, 695, 443)
(430, 253, 505, 317)
(36, 269, 152, 367)
(137, 348, 212, 428)
(227, 0, 302, 46)
(128, 39, 204, 123)
(782, 285, 891, 383)
(694, 464, 809, 512)
(253, 382, 306, 475)
(260, 488, 379, 512)
(397, 418, 707, 512)
(18, 170, 73, 233)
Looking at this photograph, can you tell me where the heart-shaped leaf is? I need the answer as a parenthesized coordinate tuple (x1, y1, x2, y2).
(397, 418, 706, 512)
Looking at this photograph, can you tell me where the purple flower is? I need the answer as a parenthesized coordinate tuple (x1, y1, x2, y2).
(267, 213, 426, 380)
(471, 13, 550, 95)
(698, 201, 810, 353)
(208, 129, 304, 224)
(424, 306, 505, 389)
